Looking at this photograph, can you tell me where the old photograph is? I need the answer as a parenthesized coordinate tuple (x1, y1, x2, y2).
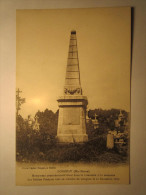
(16, 7, 131, 185)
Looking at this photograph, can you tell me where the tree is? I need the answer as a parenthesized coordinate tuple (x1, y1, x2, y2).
(35, 109, 58, 138)
(88, 108, 128, 134)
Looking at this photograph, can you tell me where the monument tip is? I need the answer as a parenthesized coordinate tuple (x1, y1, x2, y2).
(71, 30, 76, 34)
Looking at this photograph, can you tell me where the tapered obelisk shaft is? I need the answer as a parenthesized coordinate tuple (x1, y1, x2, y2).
(57, 30, 88, 143)
(64, 31, 82, 95)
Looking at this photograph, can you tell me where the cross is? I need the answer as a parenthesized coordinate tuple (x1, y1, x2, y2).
(16, 88, 22, 97)
(94, 113, 98, 120)
(35, 115, 39, 121)
(16, 88, 25, 116)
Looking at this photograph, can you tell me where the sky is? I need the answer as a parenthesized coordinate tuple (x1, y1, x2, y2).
(16, 7, 131, 119)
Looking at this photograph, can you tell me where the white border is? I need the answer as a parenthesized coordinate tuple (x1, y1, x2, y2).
(0, 0, 146, 194)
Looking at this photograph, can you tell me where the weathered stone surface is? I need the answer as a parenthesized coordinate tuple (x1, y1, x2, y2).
(56, 31, 88, 143)
(57, 97, 88, 143)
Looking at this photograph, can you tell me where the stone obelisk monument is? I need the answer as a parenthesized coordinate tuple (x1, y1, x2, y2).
(57, 30, 88, 143)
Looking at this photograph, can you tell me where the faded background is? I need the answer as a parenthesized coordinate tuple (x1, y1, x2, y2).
(16, 8, 130, 118)
(0, 0, 146, 195)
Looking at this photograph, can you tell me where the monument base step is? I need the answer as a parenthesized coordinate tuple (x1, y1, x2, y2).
(56, 134, 88, 143)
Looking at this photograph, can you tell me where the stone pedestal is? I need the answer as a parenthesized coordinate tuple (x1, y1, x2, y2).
(57, 95, 88, 143)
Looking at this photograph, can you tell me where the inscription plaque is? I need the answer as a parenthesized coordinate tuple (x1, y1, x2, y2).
(63, 107, 80, 125)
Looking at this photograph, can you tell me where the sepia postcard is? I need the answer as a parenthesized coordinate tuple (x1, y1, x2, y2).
(16, 7, 131, 185)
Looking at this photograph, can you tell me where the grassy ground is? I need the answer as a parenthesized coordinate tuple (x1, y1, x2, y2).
(16, 136, 129, 164)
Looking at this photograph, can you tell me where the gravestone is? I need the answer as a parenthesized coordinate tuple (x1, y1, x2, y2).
(33, 115, 40, 131)
(56, 30, 88, 143)
(92, 113, 99, 129)
(107, 133, 114, 149)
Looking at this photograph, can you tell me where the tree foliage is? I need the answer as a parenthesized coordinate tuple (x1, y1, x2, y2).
(87, 108, 129, 135)
(16, 108, 129, 163)
(35, 109, 58, 137)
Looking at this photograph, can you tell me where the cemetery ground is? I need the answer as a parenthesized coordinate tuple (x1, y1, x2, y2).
(16, 108, 129, 164)
(16, 130, 129, 164)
